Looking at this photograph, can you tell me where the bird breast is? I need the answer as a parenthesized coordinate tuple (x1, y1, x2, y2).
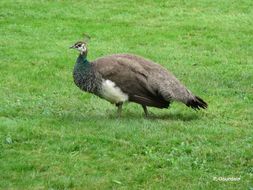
(100, 79, 129, 104)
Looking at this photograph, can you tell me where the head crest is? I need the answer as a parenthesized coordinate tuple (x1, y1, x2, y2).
(83, 33, 91, 44)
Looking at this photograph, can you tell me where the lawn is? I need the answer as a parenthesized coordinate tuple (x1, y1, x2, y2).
(0, 0, 252, 189)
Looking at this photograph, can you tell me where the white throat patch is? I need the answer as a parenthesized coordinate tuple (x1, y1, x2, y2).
(100, 79, 128, 104)
(77, 44, 86, 53)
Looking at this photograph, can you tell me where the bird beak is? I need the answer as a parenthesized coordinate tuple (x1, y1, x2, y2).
(69, 45, 75, 49)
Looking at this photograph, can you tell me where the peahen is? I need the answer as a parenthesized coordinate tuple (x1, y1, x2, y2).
(70, 37, 207, 116)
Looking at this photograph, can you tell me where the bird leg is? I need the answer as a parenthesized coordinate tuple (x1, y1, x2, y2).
(116, 102, 123, 117)
(142, 105, 148, 117)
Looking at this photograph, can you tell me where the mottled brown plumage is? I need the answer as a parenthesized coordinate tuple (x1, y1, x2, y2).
(92, 54, 207, 110)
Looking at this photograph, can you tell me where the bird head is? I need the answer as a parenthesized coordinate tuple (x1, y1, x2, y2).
(70, 41, 88, 55)
(70, 34, 90, 55)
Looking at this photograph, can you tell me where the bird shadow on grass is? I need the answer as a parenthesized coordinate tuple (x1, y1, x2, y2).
(43, 110, 200, 124)
(106, 111, 200, 122)
(147, 112, 199, 121)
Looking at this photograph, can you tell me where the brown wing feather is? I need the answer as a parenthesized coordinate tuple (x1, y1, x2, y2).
(91, 55, 170, 108)
(112, 54, 195, 104)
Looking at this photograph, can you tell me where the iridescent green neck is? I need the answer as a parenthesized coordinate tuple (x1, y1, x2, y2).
(77, 54, 90, 66)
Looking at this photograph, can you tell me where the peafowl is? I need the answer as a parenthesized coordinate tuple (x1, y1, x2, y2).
(70, 37, 207, 116)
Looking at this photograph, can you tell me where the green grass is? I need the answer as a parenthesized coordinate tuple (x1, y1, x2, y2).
(0, 0, 252, 189)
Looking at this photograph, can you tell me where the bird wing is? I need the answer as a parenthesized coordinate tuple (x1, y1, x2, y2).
(113, 54, 195, 104)
(91, 54, 170, 108)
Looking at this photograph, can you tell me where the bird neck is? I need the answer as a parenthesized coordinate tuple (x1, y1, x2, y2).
(78, 53, 90, 65)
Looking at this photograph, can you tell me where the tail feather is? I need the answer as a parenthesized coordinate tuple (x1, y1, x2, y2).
(186, 96, 208, 110)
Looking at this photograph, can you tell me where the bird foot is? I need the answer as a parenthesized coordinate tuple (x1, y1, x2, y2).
(116, 102, 123, 117)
